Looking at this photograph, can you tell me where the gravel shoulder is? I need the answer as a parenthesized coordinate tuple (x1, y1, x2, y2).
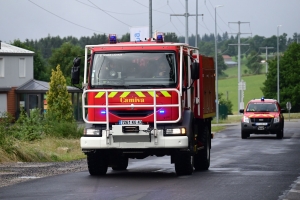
(0, 159, 87, 188)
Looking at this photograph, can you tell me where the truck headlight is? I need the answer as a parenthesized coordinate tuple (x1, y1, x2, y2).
(274, 116, 280, 123)
(84, 128, 101, 136)
(166, 128, 186, 135)
(243, 116, 250, 123)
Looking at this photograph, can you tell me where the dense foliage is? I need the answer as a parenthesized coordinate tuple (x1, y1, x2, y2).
(262, 43, 300, 112)
(46, 65, 74, 122)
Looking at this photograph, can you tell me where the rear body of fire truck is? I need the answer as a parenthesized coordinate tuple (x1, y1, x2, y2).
(74, 34, 216, 176)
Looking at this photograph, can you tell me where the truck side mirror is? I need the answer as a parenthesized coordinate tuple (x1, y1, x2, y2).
(73, 57, 81, 67)
(191, 62, 199, 80)
(71, 57, 81, 85)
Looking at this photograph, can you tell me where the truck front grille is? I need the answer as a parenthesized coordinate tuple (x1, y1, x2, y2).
(110, 110, 153, 117)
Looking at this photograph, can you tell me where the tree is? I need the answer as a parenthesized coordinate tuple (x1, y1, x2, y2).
(261, 43, 300, 111)
(219, 92, 233, 115)
(12, 40, 49, 81)
(48, 42, 84, 85)
(164, 32, 179, 42)
(246, 50, 263, 74)
(216, 54, 227, 78)
(46, 65, 74, 122)
(120, 33, 130, 42)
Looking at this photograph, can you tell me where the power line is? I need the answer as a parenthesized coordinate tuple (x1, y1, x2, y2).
(170, 0, 204, 44)
(76, 0, 148, 15)
(206, 0, 235, 33)
(28, 0, 106, 34)
(88, 0, 131, 27)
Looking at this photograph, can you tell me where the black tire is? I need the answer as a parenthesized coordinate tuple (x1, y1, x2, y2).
(194, 125, 210, 171)
(174, 153, 193, 176)
(241, 130, 248, 139)
(276, 126, 284, 139)
(112, 155, 129, 170)
(87, 152, 108, 176)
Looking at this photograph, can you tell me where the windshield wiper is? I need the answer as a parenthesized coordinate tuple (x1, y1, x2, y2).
(125, 85, 168, 89)
(94, 85, 128, 89)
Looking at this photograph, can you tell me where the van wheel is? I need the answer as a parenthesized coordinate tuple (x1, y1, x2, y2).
(276, 128, 284, 139)
(241, 130, 249, 139)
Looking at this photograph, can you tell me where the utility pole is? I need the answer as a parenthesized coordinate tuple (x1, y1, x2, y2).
(228, 21, 251, 112)
(215, 5, 223, 123)
(149, 0, 152, 38)
(170, 0, 203, 44)
(277, 25, 282, 103)
(259, 47, 274, 73)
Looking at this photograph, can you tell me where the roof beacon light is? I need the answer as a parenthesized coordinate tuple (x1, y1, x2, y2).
(156, 32, 164, 43)
(109, 34, 117, 44)
(261, 97, 265, 101)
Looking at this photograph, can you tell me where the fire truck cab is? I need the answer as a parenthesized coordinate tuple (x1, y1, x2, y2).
(71, 33, 216, 176)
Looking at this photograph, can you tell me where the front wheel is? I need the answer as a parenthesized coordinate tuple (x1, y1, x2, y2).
(87, 152, 108, 176)
(174, 153, 193, 176)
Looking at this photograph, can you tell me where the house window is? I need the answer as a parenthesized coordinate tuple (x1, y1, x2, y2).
(0, 58, 4, 77)
(19, 58, 26, 77)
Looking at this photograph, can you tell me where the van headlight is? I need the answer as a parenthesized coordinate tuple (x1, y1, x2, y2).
(274, 116, 280, 123)
(243, 116, 250, 123)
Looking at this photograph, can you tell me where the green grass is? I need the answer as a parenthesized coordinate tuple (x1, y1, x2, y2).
(219, 65, 267, 114)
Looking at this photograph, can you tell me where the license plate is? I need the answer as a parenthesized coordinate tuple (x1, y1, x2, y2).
(258, 126, 265, 130)
(256, 122, 268, 126)
(119, 120, 142, 125)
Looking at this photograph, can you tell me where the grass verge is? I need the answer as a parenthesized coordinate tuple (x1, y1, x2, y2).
(0, 137, 85, 163)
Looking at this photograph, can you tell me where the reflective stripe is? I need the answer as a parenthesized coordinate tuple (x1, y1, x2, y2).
(108, 91, 118, 98)
(148, 91, 159, 97)
(135, 91, 146, 97)
(120, 91, 130, 98)
(95, 91, 172, 98)
(161, 91, 171, 97)
(95, 92, 105, 98)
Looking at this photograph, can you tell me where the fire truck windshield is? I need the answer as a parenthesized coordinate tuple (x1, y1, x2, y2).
(90, 52, 177, 88)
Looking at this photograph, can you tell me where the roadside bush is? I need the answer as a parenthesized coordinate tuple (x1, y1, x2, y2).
(12, 108, 45, 141)
(44, 114, 83, 138)
(0, 112, 16, 153)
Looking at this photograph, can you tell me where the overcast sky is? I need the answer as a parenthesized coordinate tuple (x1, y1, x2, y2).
(1, 0, 299, 43)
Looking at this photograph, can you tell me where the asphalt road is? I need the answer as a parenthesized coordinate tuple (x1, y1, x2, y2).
(0, 121, 300, 200)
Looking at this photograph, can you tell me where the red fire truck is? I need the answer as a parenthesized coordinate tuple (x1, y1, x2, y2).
(71, 33, 216, 176)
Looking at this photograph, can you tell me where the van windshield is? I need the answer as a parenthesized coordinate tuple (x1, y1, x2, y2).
(246, 103, 278, 112)
(90, 52, 177, 88)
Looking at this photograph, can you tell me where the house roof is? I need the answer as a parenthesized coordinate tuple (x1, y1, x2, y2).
(15, 79, 81, 93)
(0, 42, 34, 55)
(222, 55, 232, 59)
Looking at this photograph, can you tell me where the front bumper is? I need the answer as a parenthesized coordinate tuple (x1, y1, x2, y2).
(241, 121, 281, 134)
(81, 124, 189, 149)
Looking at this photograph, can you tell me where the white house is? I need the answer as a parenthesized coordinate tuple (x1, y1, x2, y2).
(0, 41, 34, 117)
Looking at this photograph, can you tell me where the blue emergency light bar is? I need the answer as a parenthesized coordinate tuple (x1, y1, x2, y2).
(156, 32, 164, 43)
(109, 34, 117, 44)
